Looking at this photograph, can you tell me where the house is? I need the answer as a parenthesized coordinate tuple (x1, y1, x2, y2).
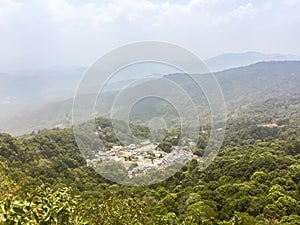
(127, 144, 137, 150)
(140, 140, 151, 146)
(112, 145, 123, 150)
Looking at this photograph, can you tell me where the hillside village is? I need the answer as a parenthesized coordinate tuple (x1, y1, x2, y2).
(87, 141, 200, 177)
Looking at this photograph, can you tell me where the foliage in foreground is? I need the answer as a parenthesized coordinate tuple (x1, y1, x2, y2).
(0, 187, 86, 225)
(0, 116, 299, 224)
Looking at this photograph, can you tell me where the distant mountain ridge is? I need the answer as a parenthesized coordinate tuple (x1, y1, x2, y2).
(205, 51, 300, 72)
(1, 60, 300, 135)
(1, 51, 298, 111)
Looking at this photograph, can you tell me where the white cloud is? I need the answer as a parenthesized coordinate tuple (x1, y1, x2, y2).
(187, 0, 221, 9)
(40, 0, 226, 26)
(0, 0, 299, 71)
(0, 0, 21, 26)
(263, 2, 272, 10)
(281, 0, 299, 6)
(0, 0, 258, 31)
(209, 3, 257, 26)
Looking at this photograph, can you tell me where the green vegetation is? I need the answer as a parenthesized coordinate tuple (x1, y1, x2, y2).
(0, 112, 299, 224)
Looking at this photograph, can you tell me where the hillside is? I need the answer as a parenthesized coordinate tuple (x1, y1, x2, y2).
(0, 112, 299, 224)
(205, 52, 300, 72)
(1, 61, 300, 135)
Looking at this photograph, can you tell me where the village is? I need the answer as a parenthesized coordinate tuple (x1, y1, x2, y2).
(87, 140, 200, 177)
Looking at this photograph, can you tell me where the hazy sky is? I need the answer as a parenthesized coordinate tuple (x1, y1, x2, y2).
(0, 0, 299, 72)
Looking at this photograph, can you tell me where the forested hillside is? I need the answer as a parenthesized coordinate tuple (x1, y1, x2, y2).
(0, 114, 299, 224)
(1, 0, 300, 224)
(2, 61, 300, 135)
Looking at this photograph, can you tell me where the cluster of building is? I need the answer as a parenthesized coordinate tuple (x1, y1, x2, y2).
(87, 140, 200, 177)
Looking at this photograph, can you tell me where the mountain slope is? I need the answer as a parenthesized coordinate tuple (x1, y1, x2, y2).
(205, 52, 300, 72)
(1, 61, 300, 135)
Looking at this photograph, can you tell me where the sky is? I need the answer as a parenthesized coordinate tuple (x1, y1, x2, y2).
(0, 0, 300, 72)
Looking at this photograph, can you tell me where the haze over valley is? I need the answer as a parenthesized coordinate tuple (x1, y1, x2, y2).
(1, 57, 299, 135)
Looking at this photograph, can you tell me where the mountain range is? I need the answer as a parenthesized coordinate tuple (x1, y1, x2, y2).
(1, 60, 299, 135)
(205, 51, 300, 72)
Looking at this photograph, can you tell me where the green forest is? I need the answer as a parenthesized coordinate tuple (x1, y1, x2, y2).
(1, 0, 300, 223)
(0, 112, 300, 224)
